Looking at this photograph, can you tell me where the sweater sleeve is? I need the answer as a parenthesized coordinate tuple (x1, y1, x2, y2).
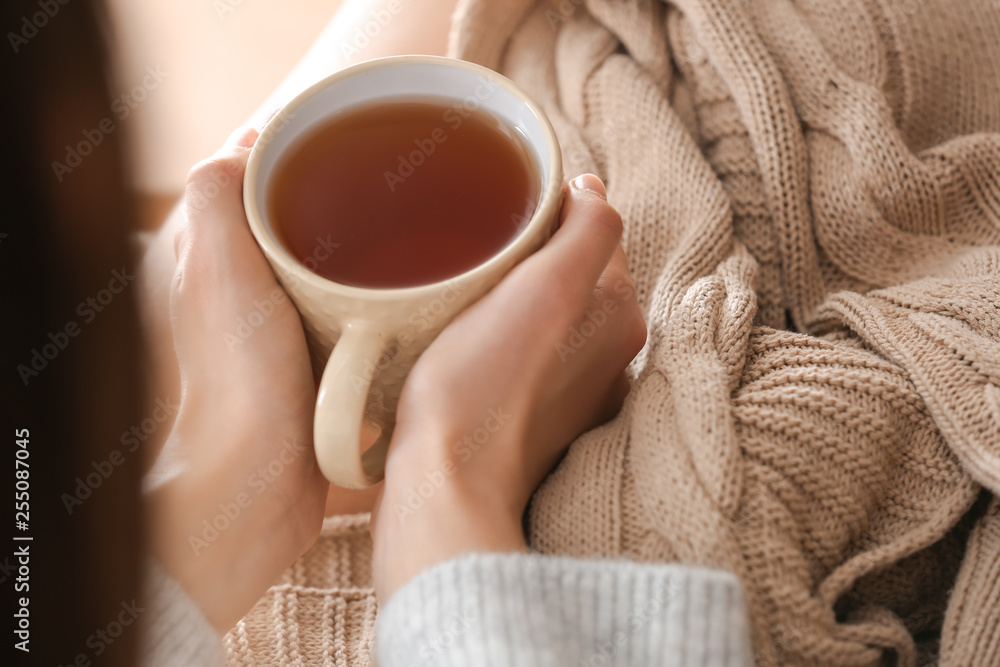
(375, 553, 753, 667)
(140, 559, 225, 667)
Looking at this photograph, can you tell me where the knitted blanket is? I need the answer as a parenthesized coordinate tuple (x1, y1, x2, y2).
(225, 1, 1000, 664)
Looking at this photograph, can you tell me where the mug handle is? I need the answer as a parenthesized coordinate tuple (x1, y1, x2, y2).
(314, 322, 389, 489)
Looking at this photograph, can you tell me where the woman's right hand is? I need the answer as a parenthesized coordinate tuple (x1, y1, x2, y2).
(371, 174, 647, 602)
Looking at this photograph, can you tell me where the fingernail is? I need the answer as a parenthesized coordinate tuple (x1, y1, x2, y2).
(570, 174, 607, 199)
(224, 126, 258, 149)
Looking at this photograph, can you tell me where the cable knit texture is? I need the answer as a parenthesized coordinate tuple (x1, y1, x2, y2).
(223, 514, 378, 665)
(376, 554, 752, 666)
(447, 0, 1000, 664)
(224, 1, 1000, 665)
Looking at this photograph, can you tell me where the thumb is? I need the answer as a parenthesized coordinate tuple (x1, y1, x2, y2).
(170, 130, 291, 367)
(493, 174, 623, 332)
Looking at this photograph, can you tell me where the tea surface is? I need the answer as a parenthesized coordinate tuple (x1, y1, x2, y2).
(269, 98, 540, 288)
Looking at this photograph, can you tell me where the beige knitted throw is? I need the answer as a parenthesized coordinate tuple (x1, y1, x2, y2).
(224, 0, 1000, 664)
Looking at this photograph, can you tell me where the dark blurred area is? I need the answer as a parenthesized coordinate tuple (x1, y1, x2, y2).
(1, 0, 144, 664)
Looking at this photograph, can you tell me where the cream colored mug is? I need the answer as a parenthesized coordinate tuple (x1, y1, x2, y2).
(244, 56, 562, 489)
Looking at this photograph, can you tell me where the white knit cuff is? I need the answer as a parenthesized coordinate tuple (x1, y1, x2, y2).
(375, 553, 753, 667)
(140, 559, 225, 667)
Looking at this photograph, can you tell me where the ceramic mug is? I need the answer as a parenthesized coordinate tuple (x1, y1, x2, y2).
(244, 55, 562, 489)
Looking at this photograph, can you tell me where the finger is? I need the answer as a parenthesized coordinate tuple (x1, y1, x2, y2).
(436, 175, 627, 378)
(568, 173, 607, 200)
(226, 125, 259, 149)
(504, 174, 623, 325)
(536, 174, 622, 308)
(175, 150, 264, 300)
(256, 108, 283, 132)
(173, 126, 258, 263)
(594, 244, 633, 298)
(170, 138, 292, 364)
(590, 242, 646, 363)
(591, 372, 631, 428)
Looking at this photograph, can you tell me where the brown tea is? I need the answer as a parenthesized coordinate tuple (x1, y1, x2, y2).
(268, 98, 541, 288)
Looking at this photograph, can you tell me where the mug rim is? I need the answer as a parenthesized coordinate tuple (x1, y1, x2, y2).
(243, 54, 563, 302)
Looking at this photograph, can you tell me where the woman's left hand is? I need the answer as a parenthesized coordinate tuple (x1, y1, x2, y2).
(147, 129, 330, 633)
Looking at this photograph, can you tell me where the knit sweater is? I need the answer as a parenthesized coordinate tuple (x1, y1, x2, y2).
(223, 0, 1000, 665)
(151, 515, 750, 666)
(377, 554, 751, 666)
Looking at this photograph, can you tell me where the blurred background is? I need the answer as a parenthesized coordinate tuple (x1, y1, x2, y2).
(106, 0, 344, 228)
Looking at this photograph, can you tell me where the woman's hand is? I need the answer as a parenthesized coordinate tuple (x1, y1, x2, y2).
(370, 175, 646, 602)
(147, 128, 330, 633)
